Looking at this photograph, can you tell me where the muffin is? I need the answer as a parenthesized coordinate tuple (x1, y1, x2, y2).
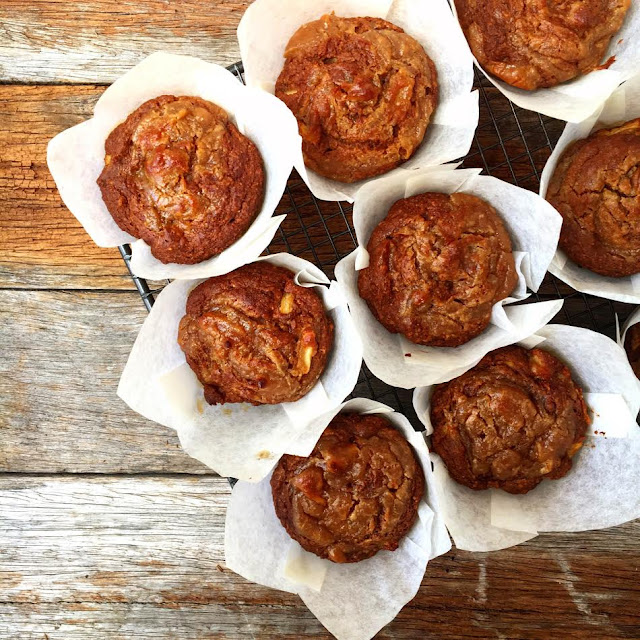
(546, 118, 640, 278)
(98, 95, 265, 264)
(275, 14, 438, 183)
(358, 192, 518, 347)
(177, 262, 333, 405)
(271, 413, 424, 563)
(455, 0, 630, 90)
(431, 345, 590, 494)
(624, 323, 640, 379)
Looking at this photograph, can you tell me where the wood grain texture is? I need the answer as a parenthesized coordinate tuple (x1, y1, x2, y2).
(0, 84, 142, 289)
(0, 475, 638, 639)
(0, 0, 249, 83)
(0, 289, 209, 474)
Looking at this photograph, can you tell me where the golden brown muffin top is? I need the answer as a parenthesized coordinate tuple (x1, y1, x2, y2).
(98, 95, 264, 265)
(455, 0, 630, 90)
(431, 345, 590, 494)
(271, 413, 424, 563)
(546, 118, 640, 278)
(177, 262, 333, 405)
(275, 14, 438, 183)
(358, 192, 518, 347)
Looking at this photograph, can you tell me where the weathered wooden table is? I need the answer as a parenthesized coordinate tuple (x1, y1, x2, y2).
(1, 2, 639, 638)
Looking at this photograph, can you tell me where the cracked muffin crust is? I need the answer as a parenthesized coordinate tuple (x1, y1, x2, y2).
(177, 262, 333, 405)
(431, 345, 590, 494)
(358, 192, 518, 347)
(271, 413, 424, 563)
(546, 118, 640, 278)
(98, 95, 265, 264)
(275, 14, 438, 183)
(455, 0, 630, 90)
(624, 324, 640, 379)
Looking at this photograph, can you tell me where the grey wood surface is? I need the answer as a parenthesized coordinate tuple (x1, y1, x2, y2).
(0, 289, 209, 474)
(0, 0, 245, 83)
(1, 476, 638, 639)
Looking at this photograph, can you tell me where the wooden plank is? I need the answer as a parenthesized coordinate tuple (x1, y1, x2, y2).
(0, 83, 351, 289)
(0, 84, 142, 290)
(0, 0, 248, 83)
(0, 475, 638, 639)
(0, 289, 210, 474)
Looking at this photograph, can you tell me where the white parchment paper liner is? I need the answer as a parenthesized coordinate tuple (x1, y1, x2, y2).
(47, 52, 301, 280)
(334, 164, 564, 388)
(117, 253, 363, 481)
(540, 72, 640, 303)
(238, 0, 479, 203)
(450, 0, 640, 122)
(225, 398, 452, 640)
(413, 324, 640, 552)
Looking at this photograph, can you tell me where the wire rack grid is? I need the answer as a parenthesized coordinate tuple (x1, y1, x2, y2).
(118, 61, 636, 430)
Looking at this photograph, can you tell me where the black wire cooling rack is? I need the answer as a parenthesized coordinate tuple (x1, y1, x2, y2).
(119, 62, 635, 428)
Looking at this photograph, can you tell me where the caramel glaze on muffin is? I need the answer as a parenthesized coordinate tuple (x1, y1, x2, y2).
(358, 192, 518, 347)
(271, 413, 424, 563)
(275, 14, 438, 183)
(98, 95, 265, 264)
(177, 262, 333, 405)
(431, 345, 590, 494)
(455, 0, 630, 90)
(546, 118, 640, 278)
(624, 323, 640, 379)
